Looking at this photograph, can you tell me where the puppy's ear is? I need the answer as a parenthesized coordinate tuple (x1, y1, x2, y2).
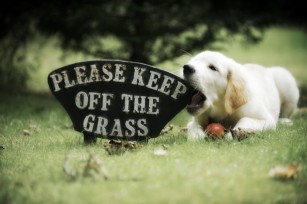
(224, 71, 247, 114)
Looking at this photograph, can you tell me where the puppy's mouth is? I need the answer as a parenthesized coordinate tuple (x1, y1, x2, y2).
(186, 90, 206, 115)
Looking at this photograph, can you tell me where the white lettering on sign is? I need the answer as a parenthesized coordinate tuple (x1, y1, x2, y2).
(102, 64, 112, 81)
(49, 63, 187, 100)
(75, 91, 88, 109)
(159, 75, 175, 95)
(75, 91, 157, 136)
(121, 94, 159, 115)
(62, 70, 76, 88)
(82, 114, 149, 137)
(110, 119, 123, 137)
(75, 91, 114, 111)
(171, 81, 188, 99)
(74, 66, 89, 84)
(146, 71, 161, 90)
(131, 67, 146, 86)
(114, 64, 126, 82)
(50, 63, 128, 91)
(49, 73, 62, 92)
(88, 64, 102, 82)
(125, 119, 135, 136)
(49, 62, 190, 138)
(95, 116, 108, 135)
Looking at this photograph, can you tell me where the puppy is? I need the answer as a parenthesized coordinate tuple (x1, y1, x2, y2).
(183, 51, 299, 140)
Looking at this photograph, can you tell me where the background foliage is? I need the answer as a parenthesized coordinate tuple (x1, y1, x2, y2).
(1, 0, 306, 89)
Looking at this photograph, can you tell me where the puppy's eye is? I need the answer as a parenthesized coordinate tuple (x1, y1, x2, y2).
(208, 64, 218, 71)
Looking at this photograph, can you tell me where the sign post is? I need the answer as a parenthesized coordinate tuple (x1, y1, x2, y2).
(48, 60, 193, 143)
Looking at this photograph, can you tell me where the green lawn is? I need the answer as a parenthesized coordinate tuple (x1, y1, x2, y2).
(1, 26, 307, 203)
(0, 92, 307, 203)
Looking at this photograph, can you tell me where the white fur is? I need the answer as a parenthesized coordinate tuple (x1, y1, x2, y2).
(183, 51, 299, 140)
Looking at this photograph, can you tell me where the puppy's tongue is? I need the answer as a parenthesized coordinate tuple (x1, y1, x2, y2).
(189, 91, 206, 106)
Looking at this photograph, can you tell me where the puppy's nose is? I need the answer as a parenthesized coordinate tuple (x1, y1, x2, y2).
(183, 64, 195, 75)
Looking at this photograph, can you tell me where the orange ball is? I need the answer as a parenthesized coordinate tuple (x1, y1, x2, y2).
(205, 123, 225, 138)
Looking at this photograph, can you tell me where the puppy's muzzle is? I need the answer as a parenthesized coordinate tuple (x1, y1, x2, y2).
(186, 91, 206, 115)
(182, 64, 206, 115)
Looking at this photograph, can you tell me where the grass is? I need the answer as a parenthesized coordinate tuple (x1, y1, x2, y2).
(1, 26, 307, 203)
(0, 93, 307, 204)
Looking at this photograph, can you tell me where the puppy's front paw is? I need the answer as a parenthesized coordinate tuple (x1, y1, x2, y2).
(231, 128, 255, 140)
(186, 120, 207, 140)
(224, 131, 233, 140)
(187, 126, 207, 141)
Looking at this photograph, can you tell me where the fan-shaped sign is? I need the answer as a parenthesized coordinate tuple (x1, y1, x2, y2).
(48, 60, 193, 141)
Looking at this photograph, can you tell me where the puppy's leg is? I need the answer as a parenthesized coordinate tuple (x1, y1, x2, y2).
(234, 117, 276, 132)
(270, 67, 299, 119)
(228, 117, 276, 139)
(187, 118, 207, 140)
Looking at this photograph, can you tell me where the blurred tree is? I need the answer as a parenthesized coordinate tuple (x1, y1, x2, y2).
(0, 0, 306, 89)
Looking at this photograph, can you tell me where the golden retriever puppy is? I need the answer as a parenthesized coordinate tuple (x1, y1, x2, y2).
(183, 51, 299, 140)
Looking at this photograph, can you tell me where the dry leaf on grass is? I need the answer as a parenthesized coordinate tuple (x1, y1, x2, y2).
(153, 145, 168, 156)
(22, 129, 31, 136)
(22, 120, 39, 136)
(63, 157, 79, 180)
(83, 153, 109, 180)
(29, 120, 38, 131)
(160, 124, 187, 135)
(160, 125, 174, 135)
(268, 163, 301, 180)
(153, 149, 167, 156)
(63, 153, 109, 181)
(103, 140, 142, 155)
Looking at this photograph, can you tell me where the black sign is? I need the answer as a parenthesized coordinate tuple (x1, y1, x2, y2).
(48, 60, 194, 141)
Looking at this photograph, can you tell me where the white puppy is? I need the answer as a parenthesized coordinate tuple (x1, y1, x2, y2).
(183, 51, 299, 140)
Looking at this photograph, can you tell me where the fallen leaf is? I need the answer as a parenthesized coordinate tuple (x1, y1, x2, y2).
(160, 124, 174, 135)
(29, 120, 38, 131)
(124, 141, 140, 150)
(103, 140, 142, 155)
(63, 153, 109, 181)
(153, 149, 167, 156)
(268, 163, 301, 180)
(83, 153, 109, 180)
(23, 129, 31, 136)
(153, 145, 168, 156)
(63, 157, 78, 180)
(179, 126, 187, 132)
